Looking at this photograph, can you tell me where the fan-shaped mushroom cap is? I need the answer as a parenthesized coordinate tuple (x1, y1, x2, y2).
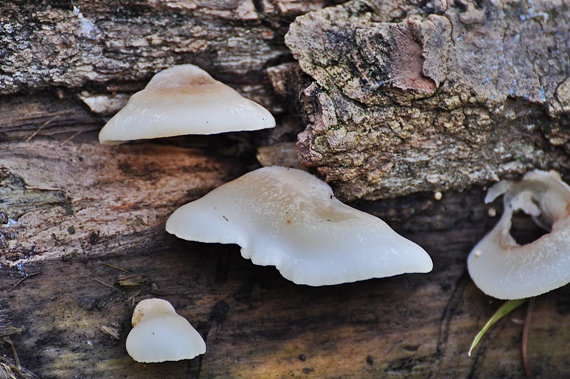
(126, 298, 206, 363)
(468, 170, 570, 300)
(98, 64, 275, 144)
(166, 167, 432, 286)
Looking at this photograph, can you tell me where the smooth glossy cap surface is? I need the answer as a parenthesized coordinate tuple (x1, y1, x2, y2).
(99, 65, 275, 144)
(126, 299, 206, 363)
(166, 167, 432, 286)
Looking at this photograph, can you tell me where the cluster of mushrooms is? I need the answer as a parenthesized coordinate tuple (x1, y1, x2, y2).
(98, 64, 570, 363)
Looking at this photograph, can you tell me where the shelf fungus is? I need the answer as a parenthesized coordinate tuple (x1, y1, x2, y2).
(126, 298, 206, 363)
(468, 170, 570, 300)
(98, 64, 275, 144)
(166, 167, 432, 286)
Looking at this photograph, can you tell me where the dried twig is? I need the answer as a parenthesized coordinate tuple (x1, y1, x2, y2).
(8, 272, 41, 292)
(126, 289, 141, 306)
(60, 130, 83, 146)
(102, 262, 131, 273)
(0, 362, 16, 379)
(26, 114, 62, 142)
(3, 338, 21, 373)
(93, 278, 115, 290)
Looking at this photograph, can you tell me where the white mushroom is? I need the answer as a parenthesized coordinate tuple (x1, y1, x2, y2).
(166, 167, 432, 286)
(468, 170, 570, 300)
(98, 64, 275, 144)
(126, 298, 206, 363)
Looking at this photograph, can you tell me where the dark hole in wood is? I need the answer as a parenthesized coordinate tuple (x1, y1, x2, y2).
(509, 210, 550, 245)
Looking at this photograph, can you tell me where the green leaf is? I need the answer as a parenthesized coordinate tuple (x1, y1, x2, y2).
(469, 299, 528, 356)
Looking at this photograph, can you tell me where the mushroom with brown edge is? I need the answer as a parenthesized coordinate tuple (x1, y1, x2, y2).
(98, 64, 275, 145)
(126, 298, 206, 363)
(468, 170, 570, 300)
(166, 166, 433, 286)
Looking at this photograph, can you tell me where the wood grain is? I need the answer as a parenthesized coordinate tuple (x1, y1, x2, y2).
(1, 133, 569, 378)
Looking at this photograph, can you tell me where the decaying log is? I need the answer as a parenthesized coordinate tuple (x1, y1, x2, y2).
(1, 0, 570, 378)
(0, 0, 328, 139)
(286, 0, 570, 200)
(2, 164, 570, 378)
(0, 1, 328, 94)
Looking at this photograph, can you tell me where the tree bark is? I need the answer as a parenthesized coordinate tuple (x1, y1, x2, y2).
(286, 0, 570, 201)
(1, 1, 569, 378)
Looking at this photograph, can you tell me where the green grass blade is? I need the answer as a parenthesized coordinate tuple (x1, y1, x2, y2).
(468, 299, 528, 356)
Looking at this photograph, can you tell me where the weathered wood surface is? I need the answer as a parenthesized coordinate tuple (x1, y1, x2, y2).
(1, 0, 570, 378)
(1, 133, 570, 378)
(0, 0, 326, 95)
(0, 0, 323, 149)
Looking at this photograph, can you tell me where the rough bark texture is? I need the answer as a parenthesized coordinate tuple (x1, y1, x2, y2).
(0, 1, 321, 92)
(0, 0, 335, 125)
(286, 0, 570, 201)
(1, 1, 570, 379)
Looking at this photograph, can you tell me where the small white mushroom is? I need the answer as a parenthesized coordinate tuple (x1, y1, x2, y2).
(468, 170, 570, 300)
(126, 298, 206, 363)
(98, 64, 275, 144)
(166, 167, 432, 286)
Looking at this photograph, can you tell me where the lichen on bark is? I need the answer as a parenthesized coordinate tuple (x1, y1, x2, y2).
(285, 0, 570, 201)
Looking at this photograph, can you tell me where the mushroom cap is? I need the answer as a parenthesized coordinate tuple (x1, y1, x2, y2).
(126, 299, 206, 363)
(98, 64, 275, 145)
(166, 167, 432, 286)
(468, 170, 570, 300)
